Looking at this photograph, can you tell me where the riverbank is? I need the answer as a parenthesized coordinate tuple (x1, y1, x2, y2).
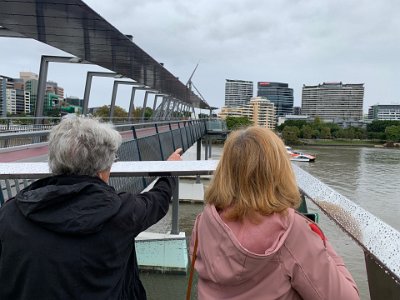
(297, 139, 383, 147)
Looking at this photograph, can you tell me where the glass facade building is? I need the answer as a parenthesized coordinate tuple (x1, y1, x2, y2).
(257, 82, 293, 117)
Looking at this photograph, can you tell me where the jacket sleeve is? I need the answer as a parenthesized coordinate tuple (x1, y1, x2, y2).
(282, 220, 360, 300)
(118, 177, 176, 236)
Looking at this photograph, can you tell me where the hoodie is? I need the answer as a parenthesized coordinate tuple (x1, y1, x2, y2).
(190, 205, 359, 300)
(0, 175, 175, 300)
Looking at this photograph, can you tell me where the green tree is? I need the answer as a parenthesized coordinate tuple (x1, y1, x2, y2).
(225, 116, 252, 130)
(94, 105, 128, 119)
(277, 120, 307, 132)
(282, 126, 300, 145)
(320, 127, 331, 139)
(301, 125, 313, 139)
(385, 125, 400, 142)
(367, 120, 400, 133)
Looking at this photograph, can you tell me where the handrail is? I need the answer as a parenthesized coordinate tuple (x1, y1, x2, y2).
(0, 161, 218, 179)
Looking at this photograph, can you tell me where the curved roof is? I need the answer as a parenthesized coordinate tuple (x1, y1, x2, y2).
(0, 0, 210, 109)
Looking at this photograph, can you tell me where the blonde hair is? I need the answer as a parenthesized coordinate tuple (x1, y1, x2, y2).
(205, 126, 300, 221)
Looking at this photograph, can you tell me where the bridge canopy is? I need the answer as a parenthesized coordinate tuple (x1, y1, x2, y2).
(0, 0, 210, 109)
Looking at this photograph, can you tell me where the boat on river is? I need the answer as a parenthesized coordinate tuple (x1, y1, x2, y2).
(285, 146, 316, 162)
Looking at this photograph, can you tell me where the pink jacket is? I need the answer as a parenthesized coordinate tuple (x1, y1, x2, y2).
(190, 205, 359, 300)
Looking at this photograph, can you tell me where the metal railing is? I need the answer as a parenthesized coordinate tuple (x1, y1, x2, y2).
(0, 119, 207, 202)
(0, 119, 205, 150)
(0, 161, 399, 299)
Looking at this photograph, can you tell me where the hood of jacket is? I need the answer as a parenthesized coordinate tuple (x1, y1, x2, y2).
(195, 205, 295, 285)
(15, 175, 121, 235)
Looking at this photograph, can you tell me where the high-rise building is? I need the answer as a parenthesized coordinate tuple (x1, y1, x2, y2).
(0, 76, 7, 117)
(4, 77, 31, 115)
(257, 82, 294, 117)
(19, 71, 38, 83)
(302, 82, 364, 122)
(25, 79, 38, 115)
(46, 81, 64, 101)
(225, 79, 253, 107)
(219, 96, 276, 129)
(368, 104, 400, 120)
(249, 97, 276, 129)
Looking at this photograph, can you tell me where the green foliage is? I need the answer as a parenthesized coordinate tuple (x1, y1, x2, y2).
(301, 125, 313, 139)
(320, 127, 331, 139)
(385, 125, 400, 142)
(282, 126, 300, 145)
(367, 120, 400, 133)
(225, 116, 252, 130)
(94, 105, 128, 119)
(277, 120, 307, 132)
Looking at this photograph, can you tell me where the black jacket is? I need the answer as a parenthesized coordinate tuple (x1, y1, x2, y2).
(0, 175, 175, 300)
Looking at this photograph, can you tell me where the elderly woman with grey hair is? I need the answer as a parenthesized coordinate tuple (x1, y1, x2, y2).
(0, 116, 182, 300)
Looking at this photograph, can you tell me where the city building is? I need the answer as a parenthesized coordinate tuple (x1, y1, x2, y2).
(257, 82, 294, 117)
(224, 79, 253, 107)
(277, 114, 311, 126)
(302, 82, 364, 122)
(3, 77, 31, 115)
(219, 96, 276, 129)
(20, 72, 39, 114)
(368, 104, 400, 120)
(0, 76, 8, 117)
(19, 71, 38, 82)
(293, 106, 302, 115)
(25, 79, 38, 114)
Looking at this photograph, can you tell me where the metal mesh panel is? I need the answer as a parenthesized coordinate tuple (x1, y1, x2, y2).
(180, 127, 189, 151)
(137, 135, 163, 161)
(118, 139, 140, 161)
(172, 130, 182, 150)
(159, 132, 174, 160)
(109, 176, 145, 194)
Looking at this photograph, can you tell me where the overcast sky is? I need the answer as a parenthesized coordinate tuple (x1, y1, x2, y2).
(1, 0, 400, 113)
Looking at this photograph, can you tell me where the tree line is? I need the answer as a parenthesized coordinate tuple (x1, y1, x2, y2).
(278, 118, 400, 144)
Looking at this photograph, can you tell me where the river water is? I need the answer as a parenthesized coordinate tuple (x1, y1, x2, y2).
(142, 144, 400, 300)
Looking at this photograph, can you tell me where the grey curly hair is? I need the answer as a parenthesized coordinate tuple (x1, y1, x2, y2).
(48, 116, 122, 176)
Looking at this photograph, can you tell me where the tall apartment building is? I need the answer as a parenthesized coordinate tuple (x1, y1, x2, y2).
(368, 104, 400, 120)
(257, 82, 293, 117)
(25, 79, 38, 114)
(225, 79, 253, 107)
(219, 96, 276, 129)
(302, 82, 364, 122)
(0, 76, 7, 117)
(5, 78, 31, 115)
(20, 72, 39, 115)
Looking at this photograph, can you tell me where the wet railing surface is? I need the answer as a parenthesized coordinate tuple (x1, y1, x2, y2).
(293, 164, 400, 299)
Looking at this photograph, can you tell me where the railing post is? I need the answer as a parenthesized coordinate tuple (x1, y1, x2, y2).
(171, 177, 179, 235)
(204, 136, 208, 160)
(196, 138, 201, 184)
(208, 135, 212, 158)
(155, 123, 165, 160)
(132, 125, 147, 188)
(169, 123, 176, 151)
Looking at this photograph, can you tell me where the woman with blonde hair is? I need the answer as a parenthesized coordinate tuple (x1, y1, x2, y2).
(190, 126, 359, 300)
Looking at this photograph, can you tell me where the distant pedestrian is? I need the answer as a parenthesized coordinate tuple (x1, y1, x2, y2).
(0, 116, 182, 300)
(190, 126, 359, 300)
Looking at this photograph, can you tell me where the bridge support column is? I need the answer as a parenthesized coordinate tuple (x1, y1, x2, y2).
(171, 177, 179, 235)
(196, 139, 201, 184)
